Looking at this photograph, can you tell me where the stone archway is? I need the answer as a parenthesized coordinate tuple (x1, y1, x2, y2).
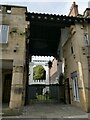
(29, 57, 49, 85)
(33, 65, 46, 80)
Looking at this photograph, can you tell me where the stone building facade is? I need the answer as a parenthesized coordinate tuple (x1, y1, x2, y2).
(62, 22, 90, 112)
(0, 5, 28, 108)
(50, 2, 90, 112)
(62, 5, 90, 112)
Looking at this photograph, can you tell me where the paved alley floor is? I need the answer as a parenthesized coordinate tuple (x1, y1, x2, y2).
(2, 103, 89, 119)
(21, 103, 88, 118)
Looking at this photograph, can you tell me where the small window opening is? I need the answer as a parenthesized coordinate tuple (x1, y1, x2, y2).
(0, 6, 1, 12)
(71, 46, 74, 54)
(71, 42, 74, 54)
(84, 33, 89, 46)
(6, 6, 11, 13)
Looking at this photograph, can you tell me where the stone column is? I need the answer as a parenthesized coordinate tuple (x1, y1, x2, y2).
(9, 65, 24, 108)
(29, 62, 34, 85)
(45, 66, 49, 85)
(0, 69, 2, 106)
(87, 61, 90, 112)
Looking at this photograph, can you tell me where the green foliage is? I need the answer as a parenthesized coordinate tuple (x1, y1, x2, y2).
(36, 95, 49, 101)
(33, 65, 46, 80)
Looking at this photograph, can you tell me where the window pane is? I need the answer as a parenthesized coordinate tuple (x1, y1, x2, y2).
(0, 25, 9, 43)
(75, 77, 79, 100)
(84, 33, 89, 45)
(72, 78, 75, 98)
(71, 72, 79, 101)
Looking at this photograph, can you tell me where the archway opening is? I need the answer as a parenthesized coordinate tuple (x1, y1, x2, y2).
(33, 65, 46, 80)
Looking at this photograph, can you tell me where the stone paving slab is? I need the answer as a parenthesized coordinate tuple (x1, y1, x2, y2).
(2, 103, 90, 120)
(21, 103, 88, 118)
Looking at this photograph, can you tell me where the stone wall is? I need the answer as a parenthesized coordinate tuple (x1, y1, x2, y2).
(50, 58, 58, 84)
(0, 5, 28, 108)
(63, 23, 90, 112)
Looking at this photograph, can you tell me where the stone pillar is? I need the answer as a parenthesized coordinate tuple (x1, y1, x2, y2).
(0, 69, 2, 106)
(45, 66, 49, 85)
(9, 65, 24, 108)
(87, 64, 90, 112)
(29, 62, 34, 85)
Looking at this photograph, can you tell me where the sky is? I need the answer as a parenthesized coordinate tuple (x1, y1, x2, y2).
(0, 0, 90, 15)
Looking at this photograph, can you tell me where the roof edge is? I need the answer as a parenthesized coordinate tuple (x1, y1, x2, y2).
(0, 4, 27, 9)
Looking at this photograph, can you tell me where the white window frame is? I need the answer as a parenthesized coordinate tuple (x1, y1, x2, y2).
(0, 25, 9, 43)
(72, 74, 80, 102)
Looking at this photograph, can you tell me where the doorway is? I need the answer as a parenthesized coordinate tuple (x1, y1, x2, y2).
(2, 73, 12, 104)
(65, 78, 71, 104)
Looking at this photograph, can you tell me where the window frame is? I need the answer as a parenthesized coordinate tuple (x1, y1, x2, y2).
(6, 6, 11, 14)
(0, 6, 1, 12)
(0, 25, 9, 44)
(84, 32, 89, 46)
(71, 72, 80, 102)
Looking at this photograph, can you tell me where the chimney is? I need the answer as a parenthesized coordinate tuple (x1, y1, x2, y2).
(83, 1, 90, 18)
(68, 2, 79, 17)
(88, 1, 90, 8)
